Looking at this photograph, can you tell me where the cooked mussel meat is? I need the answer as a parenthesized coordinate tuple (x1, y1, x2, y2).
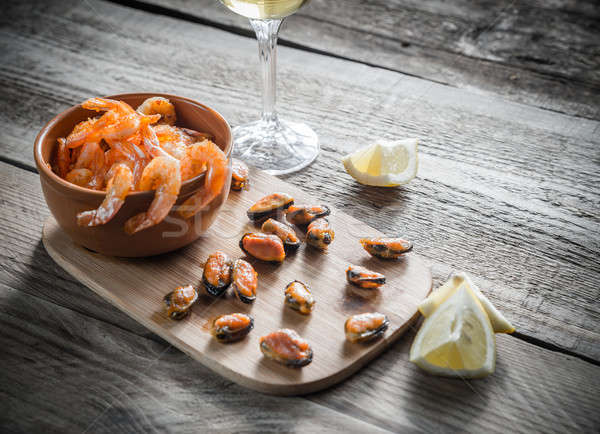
(261, 218, 301, 252)
(231, 259, 258, 303)
(240, 233, 286, 263)
(231, 159, 249, 191)
(202, 251, 233, 297)
(345, 312, 389, 343)
(346, 265, 385, 289)
(360, 237, 413, 259)
(259, 329, 313, 367)
(247, 192, 294, 221)
(163, 285, 198, 320)
(306, 218, 335, 250)
(212, 313, 254, 343)
(285, 204, 330, 225)
(284, 280, 315, 314)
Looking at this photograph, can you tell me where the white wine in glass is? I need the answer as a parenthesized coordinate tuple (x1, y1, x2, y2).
(219, 0, 318, 175)
(221, 0, 309, 19)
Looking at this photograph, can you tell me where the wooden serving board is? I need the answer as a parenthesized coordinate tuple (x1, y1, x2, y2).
(43, 168, 432, 395)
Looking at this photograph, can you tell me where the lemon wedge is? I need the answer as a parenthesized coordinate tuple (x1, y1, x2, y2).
(410, 283, 496, 378)
(419, 272, 515, 334)
(342, 138, 418, 186)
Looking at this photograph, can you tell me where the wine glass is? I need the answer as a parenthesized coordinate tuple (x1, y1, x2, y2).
(219, 0, 318, 175)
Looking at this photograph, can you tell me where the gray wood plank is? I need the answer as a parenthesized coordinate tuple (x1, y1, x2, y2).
(309, 327, 600, 433)
(0, 285, 390, 433)
(1, 184, 599, 431)
(139, 0, 600, 119)
(0, 163, 158, 341)
(1, 0, 599, 361)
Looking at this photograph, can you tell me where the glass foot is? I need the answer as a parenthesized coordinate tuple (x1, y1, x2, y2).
(232, 118, 319, 175)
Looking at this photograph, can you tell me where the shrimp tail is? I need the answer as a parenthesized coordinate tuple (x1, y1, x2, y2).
(123, 156, 181, 234)
(76, 164, 133, 226)
(178, 161, 228, 219)
(123, 191, 178, 235)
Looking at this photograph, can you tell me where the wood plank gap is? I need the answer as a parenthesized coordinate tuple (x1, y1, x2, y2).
(510, 331, 600, 367)
(294, 11, 600, 91)
(0, 155, 38, 174)
(105, 0, 452, 86)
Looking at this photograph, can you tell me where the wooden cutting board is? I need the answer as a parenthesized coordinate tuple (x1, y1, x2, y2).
(42, 168, 432, 395)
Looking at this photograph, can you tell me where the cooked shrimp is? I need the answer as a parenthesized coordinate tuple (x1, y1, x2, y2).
(66, 98, 153, 148)
(65, 116, 104, 149)
(140, 121, 171, 160)
(153, 124, 190, 160)
(77, 164, 134, 226)
(55, 138, 71, 178)
(82, 98, 143, 143)
(137, 97, 176, 125)
(65, 168, 93, 187)
(65, 113, 116, 149)
(124, 156, 182, 234)
(178, 140, 228, 219)
(73, 141, 105, 190)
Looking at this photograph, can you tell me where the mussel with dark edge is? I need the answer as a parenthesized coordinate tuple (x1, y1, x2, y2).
(202, 251, 233, 297)
(306, 218, 335, 250)
(261, 218, 301, 252)
(239, 233, 286, 263)
(360, 237, 413, 259)
(285, 204, 330, 225)
(231, 259, 258, 304)
(212, 313, 254, 343)
(346, 264, 385, 289)
(247, 192, 294, 221)
(284, 280, 315, 314)
(163, 285, 198, 320)
(344, 312, 390, 343)
(231, 159, 250, 191)
(259, 329, 313, 367)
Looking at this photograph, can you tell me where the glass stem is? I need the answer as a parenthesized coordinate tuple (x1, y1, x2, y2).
(250, 18, 283, 125)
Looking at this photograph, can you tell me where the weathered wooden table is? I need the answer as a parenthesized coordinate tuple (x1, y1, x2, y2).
(1, 1, 599, 432)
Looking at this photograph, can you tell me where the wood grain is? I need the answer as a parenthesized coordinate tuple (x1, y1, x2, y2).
(1, 0, 599, 360)
(42, 167, 432, 395)
(139, 0, 600, 119)
(0, 285, 390, 433)
(1, 175, 599, 431)
(2, 159, 599, 430)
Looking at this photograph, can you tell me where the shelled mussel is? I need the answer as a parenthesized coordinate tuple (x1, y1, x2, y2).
(259, 329, 313, 367)
(240, 233, 286, 263)
(261, 218, 301, 252)
(203, 251, 233, 297)
(247, 193, 294, 221)
(344, 312, 390, 343)
(163, 285, 198, 320)
(360, 237, 413, 259)
(212, 313, 254, 343)
(284, 280, 315, 314)
(306, 218, 335, 250)
(346, 265, 386, 289)
(231, 159, 250, 191)
(231, 259, 258, 304)
(286, 204, 330, 225)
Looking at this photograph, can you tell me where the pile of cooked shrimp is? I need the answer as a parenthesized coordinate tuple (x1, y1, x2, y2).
(53, 97, 228, 234)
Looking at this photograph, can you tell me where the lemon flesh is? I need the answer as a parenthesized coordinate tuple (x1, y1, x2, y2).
(419, 272, 515, 334)
(342, 138, 418, 186)
(410, 284, 496, 378)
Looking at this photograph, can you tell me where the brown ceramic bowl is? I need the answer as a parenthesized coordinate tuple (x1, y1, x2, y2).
(34, 93, 233, 257)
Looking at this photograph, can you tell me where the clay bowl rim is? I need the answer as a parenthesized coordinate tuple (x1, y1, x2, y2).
(33, 92, 233, 198)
